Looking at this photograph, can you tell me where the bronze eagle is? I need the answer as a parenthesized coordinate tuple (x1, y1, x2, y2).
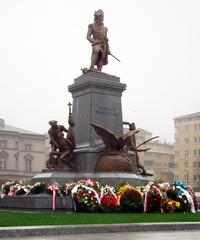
(91, 123, 138, 151)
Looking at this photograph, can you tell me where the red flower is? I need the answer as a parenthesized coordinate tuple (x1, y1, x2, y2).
(100, 194, 118, 212)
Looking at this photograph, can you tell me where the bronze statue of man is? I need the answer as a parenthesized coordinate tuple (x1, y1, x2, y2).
(48, 120, 68, 152)
(123, 121, 150, 175)
(87, 9, 110, 72)
(47, 116, 76, 169)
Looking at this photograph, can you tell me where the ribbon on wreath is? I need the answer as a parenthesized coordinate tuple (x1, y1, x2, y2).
(143, 183, 151, 213)
(176, 186, 195, 213)
(48, 185, 59, 211)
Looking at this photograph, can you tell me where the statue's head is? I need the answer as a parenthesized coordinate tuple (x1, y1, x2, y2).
(94, 9, 104, 22)
(129, 122, 136, 131)
(48, 120, 57, 127)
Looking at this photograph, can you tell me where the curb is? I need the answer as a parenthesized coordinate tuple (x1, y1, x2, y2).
(0, 222, 200, 238)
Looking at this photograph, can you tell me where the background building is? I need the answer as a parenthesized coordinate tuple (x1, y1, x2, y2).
(136, 129, 174, 182)
(0, 118, 46, 183)
(174, 112, 200, 191)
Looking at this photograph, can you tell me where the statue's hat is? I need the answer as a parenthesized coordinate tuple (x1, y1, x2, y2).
(48, 120, 57, 126)
(94, 9, 104, 16)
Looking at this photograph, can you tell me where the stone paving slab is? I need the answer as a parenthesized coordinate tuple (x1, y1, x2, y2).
(0, 222, 200, 238)
(4, 230, 200, 240)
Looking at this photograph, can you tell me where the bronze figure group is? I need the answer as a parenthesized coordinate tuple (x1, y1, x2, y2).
(47, 105, 76, 170)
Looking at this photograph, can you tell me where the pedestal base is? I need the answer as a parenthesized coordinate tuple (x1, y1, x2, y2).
(32, 171, 153, 187)
(0, 194, 72, 210)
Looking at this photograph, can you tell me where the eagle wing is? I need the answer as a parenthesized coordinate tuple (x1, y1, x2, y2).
(91, 123, 119, 150)
(121, 129, 139, 148)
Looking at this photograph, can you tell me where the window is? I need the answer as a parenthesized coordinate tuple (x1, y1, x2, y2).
(185, 125, 189, 132)
(194, 149, 197, 156)
(184, 138, 189, 144)
(24, 154, 33, 171)
(0, 151, 8, 169)
(184, 162, 189, 169)
(174, 163, 178, 169)
(0, 156, 6, 169)
(193, 149, 200, 156)
(0, 140, 6, 149)
(25, 144, 32, 151)
(184, 150, 189, 157)
(194, 137, 200, 143)
(168, 163, 174, 169)
(175, 151, 179, 157)
(25, 159, 32, 171)
(175, 127, 179, 133)
(195, 124, 200, 131)
(193, 162, 200, 168)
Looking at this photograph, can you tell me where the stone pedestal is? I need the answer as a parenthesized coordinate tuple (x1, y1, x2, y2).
(67, 71, 132, 173)
(68, 72, 126, 148)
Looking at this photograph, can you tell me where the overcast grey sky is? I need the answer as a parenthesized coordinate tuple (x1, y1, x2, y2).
(0, 0, 200, 143)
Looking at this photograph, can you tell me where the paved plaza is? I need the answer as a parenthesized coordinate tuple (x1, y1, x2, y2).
(4, 231, 200, 240)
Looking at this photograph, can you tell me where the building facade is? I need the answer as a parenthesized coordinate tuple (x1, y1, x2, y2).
(174, 112, 200, 191)
(0, 118, 46, 183)
(136, 129, 175, 182)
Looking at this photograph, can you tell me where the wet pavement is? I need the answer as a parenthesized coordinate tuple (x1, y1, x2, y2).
(4, 230, 200, 240)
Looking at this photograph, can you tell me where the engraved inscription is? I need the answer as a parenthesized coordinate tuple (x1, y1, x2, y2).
(94, 107, 119, 117)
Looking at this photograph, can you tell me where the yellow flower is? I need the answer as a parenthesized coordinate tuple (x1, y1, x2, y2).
(175, 201, 180, 207)
(117, 184, 134, 195)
